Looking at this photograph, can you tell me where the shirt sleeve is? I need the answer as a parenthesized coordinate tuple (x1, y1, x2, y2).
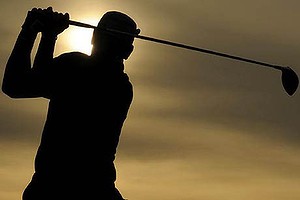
(38, 52, 89, 99)
(26, 54, 66, 99)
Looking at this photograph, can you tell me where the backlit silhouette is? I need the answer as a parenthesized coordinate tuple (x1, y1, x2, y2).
(2, 7, 139, 200)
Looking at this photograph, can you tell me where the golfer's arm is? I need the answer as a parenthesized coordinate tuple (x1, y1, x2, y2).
(32, 33, 57, 71)
(2, 29, 38, 98)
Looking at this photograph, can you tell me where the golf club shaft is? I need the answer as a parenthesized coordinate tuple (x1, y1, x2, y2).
(69, 20, 284, 71)
(69, 20, 97, 29)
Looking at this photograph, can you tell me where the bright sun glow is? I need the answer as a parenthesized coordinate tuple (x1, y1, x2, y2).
(64, 18, 99, 55)
(67, 27, 94, 55)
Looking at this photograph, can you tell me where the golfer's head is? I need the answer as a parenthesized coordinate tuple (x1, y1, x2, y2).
(91, 11, 140, 59)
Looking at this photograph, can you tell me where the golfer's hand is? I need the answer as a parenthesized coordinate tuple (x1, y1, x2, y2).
(38, 7, 69, 37)
(22, 8, 44, 34)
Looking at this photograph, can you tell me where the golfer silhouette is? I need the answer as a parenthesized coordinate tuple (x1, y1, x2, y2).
(2, 7, 139, 200)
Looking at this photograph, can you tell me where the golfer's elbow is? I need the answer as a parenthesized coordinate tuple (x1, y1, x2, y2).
(2, 83, 17, 98)
(2, 79, 25, 98)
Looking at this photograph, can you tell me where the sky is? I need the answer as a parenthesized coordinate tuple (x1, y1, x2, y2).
(0, 0, 300, 199)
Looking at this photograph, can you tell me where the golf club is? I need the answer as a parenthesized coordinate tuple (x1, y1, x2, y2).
(69, 20, 299, 96)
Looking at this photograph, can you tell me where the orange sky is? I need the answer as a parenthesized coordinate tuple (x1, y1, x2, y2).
(1, 1, 300, 200)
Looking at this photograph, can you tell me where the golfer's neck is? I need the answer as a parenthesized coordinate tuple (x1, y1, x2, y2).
(90, 50, 123, 63)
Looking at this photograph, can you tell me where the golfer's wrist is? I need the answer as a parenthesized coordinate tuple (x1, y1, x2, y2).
(41, 32, 58, 41)
(19, 28, 38, 42)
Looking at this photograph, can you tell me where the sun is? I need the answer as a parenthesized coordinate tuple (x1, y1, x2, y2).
(64, 18, 99, 55)
(67, 26, 94, 55)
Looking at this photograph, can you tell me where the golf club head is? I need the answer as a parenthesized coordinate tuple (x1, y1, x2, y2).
(281, 67, 299, 96)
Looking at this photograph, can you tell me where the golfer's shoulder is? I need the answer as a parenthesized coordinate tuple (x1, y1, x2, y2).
(54, 51, 90, 64)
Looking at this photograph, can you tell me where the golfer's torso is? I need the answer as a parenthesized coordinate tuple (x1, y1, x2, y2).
(34, 52, 132, 183)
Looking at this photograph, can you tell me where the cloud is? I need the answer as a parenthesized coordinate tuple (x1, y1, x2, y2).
(0, 95, 47, 142)
(116, 119, 300, 200)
